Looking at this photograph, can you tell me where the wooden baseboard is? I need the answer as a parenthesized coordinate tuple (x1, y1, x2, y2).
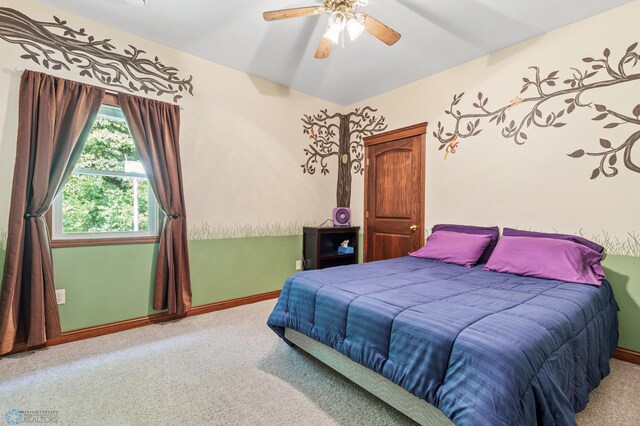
(613, 347, 640, 365)
(7, 290, 281, 356)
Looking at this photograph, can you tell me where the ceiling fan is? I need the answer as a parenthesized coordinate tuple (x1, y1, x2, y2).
(263, 0, 401, 59)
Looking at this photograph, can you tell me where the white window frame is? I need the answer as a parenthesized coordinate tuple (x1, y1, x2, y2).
(51, 105, 159, 241)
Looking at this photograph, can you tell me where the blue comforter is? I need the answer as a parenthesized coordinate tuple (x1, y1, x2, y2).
(267, 257, 618, 425)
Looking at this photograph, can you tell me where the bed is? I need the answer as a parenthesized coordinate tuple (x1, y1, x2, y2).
(267, 256, 619, 426)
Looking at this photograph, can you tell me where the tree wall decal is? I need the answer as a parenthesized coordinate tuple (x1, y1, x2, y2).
(302, 107, 387, 207)
(0, 7, 194, 103)
(435, 42, 640, 179)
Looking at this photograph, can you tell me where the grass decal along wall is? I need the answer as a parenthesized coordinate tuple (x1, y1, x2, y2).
(0, 7, 194, 103)
(187, 221, 318, 241)
(583, 231, 640, 258)
(434, 42, 640, 179)
(302, 107, 387, 207)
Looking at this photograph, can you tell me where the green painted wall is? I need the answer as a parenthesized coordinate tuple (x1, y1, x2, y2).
(602, 255, 640, 352)
(189, 236, 301, 306)
(0, 240, 638, 352)
(52, 235, 301, 331)
(53, 243, 160, 330)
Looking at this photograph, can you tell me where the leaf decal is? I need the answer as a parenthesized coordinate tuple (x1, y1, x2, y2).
(600, 139, 612, 148)
(567, 149, 585, 158)
(590, 168, 600, 180)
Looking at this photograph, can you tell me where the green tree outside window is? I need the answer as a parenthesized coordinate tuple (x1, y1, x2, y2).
(60, 110, 154, 235)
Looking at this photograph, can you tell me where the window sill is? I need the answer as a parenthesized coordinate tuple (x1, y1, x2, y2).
(51, 236, 160, 248)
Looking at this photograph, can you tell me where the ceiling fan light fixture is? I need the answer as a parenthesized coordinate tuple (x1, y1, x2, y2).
(347, 14, 365, 41)
(262, 1, 401, 59)
(323, 24, 341, 44)
(328, 11, 347, 31)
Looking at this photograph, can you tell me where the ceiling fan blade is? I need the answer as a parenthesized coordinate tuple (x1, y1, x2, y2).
(362, 14, 401, 46)
(315, 36, 333, 59)
(263, 6, 324, 21)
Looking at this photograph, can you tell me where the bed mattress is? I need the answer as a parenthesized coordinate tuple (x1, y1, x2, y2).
(267, 256, 619, 426)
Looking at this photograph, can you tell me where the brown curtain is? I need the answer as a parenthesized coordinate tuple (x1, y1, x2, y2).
(0, 71, 105, 355)
(118, 93, 192, 315)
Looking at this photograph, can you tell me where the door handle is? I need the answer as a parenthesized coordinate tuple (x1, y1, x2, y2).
(410, 225, 418, 232)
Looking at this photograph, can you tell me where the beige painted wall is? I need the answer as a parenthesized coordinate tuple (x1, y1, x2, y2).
(0, 1, 637, 247)
(348, 1, 640, 253)
(0, 0, 340, 240)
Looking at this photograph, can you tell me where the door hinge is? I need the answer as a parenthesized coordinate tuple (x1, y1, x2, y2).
(366, 211, 369, 218)
(366, 158, 370, 167)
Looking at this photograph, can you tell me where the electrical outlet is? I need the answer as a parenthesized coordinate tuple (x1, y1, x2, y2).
(295, 260, 303, 270)
(55, 289, 65, 305)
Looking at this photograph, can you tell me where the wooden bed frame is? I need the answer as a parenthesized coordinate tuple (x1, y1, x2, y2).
(284, 328, 453, 426)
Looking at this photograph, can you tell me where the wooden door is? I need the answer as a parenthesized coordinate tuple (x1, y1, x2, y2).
(364, 123, 426, 262)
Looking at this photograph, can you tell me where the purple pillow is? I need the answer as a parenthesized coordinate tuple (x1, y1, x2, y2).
(432, 224, 500, 263)
(484, 236, 605, 286)
(502, 228, 604, 254)
(410, 231, 493, 268)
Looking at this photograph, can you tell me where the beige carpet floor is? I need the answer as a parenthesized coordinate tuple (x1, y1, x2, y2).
(0, 300, 638, 425)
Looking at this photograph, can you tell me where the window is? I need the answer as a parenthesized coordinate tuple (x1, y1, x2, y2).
(51, 96, 159, 246)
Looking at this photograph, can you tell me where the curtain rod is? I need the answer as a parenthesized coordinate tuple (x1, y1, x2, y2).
(14, 67, 185, 111)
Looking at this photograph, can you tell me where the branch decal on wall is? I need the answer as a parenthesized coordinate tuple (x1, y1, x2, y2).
(301, 107, 387, 207)
(435, 43, 640, 179)
(0, 7, 194, 103)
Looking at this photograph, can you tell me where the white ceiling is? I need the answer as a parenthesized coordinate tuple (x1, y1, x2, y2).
(36, 0, 633, 105)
